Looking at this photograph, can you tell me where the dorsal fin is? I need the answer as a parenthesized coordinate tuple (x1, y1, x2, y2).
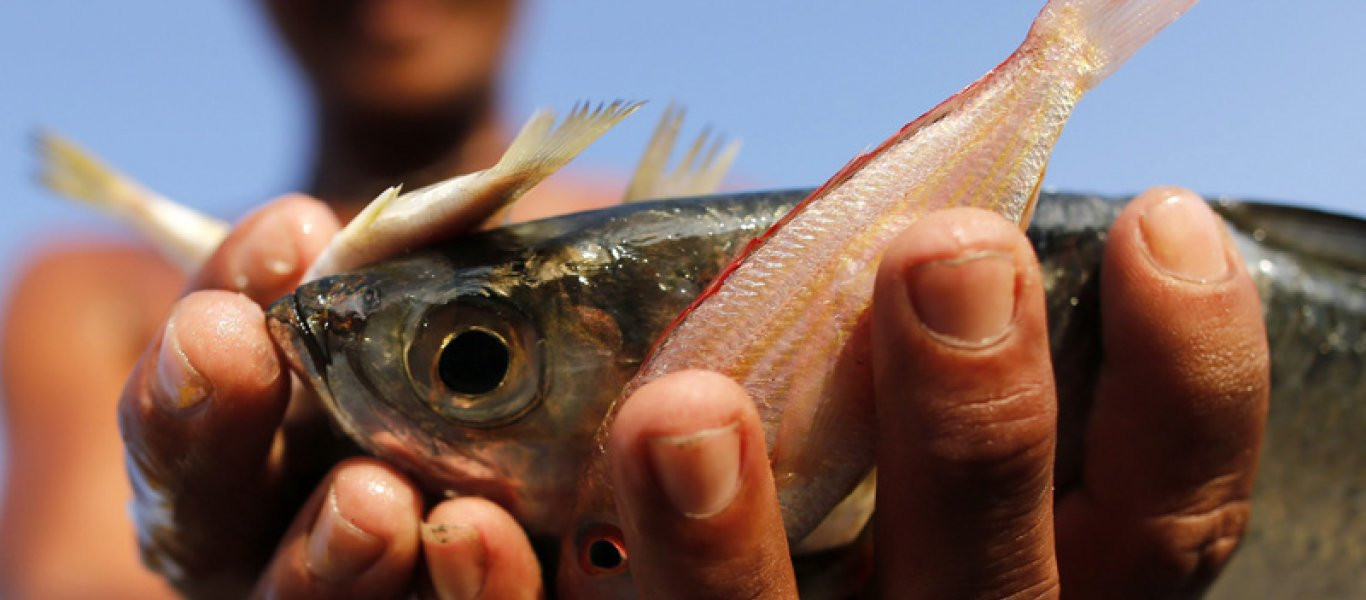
(623, 105, 740, 203)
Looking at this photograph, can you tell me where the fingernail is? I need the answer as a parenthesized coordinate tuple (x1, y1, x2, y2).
(306, 486, 386, 584)
(647, 421, 741, 519)
(231, 211, 300, 295)
(155, 317, 212, 411)
(908, 251, 1017, 347)
(422, 523, 487, 600)
(1140, 193, 1229, 283)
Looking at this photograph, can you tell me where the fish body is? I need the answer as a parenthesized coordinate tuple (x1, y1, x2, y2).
(268, 189, 1366, 597)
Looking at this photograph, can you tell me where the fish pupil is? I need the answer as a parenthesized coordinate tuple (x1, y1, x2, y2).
(588, 538, 624, 571)
(437, 329, 510, 395)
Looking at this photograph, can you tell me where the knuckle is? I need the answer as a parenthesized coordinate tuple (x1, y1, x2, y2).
(998, 578, 1061, 600)
(1140, 499, 1253, 595)
(916, 381, 1057, 509)
(921, 380, 1056, 469)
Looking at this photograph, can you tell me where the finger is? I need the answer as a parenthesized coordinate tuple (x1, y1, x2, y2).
(1056, 188, 1269, 596)
(871, 207, 1060, 598)
(608, 370, 797, 600)
(422, 497, 543, 600)
(191, 193, 339, 305)
(255, 458, 422, 599)
(118, 195, 340, 593)
(119, 290, 291, 595)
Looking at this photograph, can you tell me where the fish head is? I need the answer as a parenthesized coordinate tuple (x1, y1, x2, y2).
(266, 244, 634, 533)
(264, 194, 814, 594)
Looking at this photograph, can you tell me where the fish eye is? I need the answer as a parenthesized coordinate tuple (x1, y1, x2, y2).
(577, 524, 628, 575)
(406, 299, 543, 427)
(437, 328, 510, 395)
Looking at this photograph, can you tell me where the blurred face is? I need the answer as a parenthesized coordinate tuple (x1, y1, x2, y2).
(264, 0, 517, 116)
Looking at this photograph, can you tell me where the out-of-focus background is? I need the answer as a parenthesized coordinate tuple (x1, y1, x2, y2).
(0, 1, 1362, 458)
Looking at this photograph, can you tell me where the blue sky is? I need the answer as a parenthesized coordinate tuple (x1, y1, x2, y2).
(1, 0, 1363, 297)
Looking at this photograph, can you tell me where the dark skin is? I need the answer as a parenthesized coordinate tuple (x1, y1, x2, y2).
(3, 1, 1269, 596)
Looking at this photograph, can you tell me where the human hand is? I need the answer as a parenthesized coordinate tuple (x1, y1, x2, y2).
(118, 194, 344, 596)
(118, 193, 551, 598)
(596, 187, 1269, 598)
(123, 186, 1267, 598)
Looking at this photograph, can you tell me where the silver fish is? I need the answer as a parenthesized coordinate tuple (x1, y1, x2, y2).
(268, 189, 1365, 598)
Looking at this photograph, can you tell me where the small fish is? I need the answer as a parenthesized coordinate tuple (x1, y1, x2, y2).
(305, 101, 643, 279)
(37, 100, 645, 282)
(36, 101, 740, 279)
(269, 189, 1366, 598)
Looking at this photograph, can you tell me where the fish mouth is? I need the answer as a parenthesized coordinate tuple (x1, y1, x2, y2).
(266, 292, 329, 383)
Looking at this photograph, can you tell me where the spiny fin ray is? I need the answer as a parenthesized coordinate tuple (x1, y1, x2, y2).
(491, 100, 643, 196)
(624, 104, 685, 202)
(623, 105, 741, 202)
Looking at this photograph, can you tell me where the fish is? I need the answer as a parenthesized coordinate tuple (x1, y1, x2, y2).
(37, 100, 646, 282)
(36, 100, 743, 280)
(267, 188, 1366, 598)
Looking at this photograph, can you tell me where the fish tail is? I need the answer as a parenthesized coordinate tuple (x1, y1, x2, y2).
(36, 131, 144, 217)
(34, 131, 228, 271)
(491, 100, 644, 195)
(1038, 0, 1198, 88)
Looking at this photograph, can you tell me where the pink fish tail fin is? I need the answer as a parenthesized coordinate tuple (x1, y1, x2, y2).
(1037, 0, 1198, 87)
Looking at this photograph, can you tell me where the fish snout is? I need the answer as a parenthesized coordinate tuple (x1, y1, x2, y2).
(266, 291, 324, 380)
(265, 272, 378, 379)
